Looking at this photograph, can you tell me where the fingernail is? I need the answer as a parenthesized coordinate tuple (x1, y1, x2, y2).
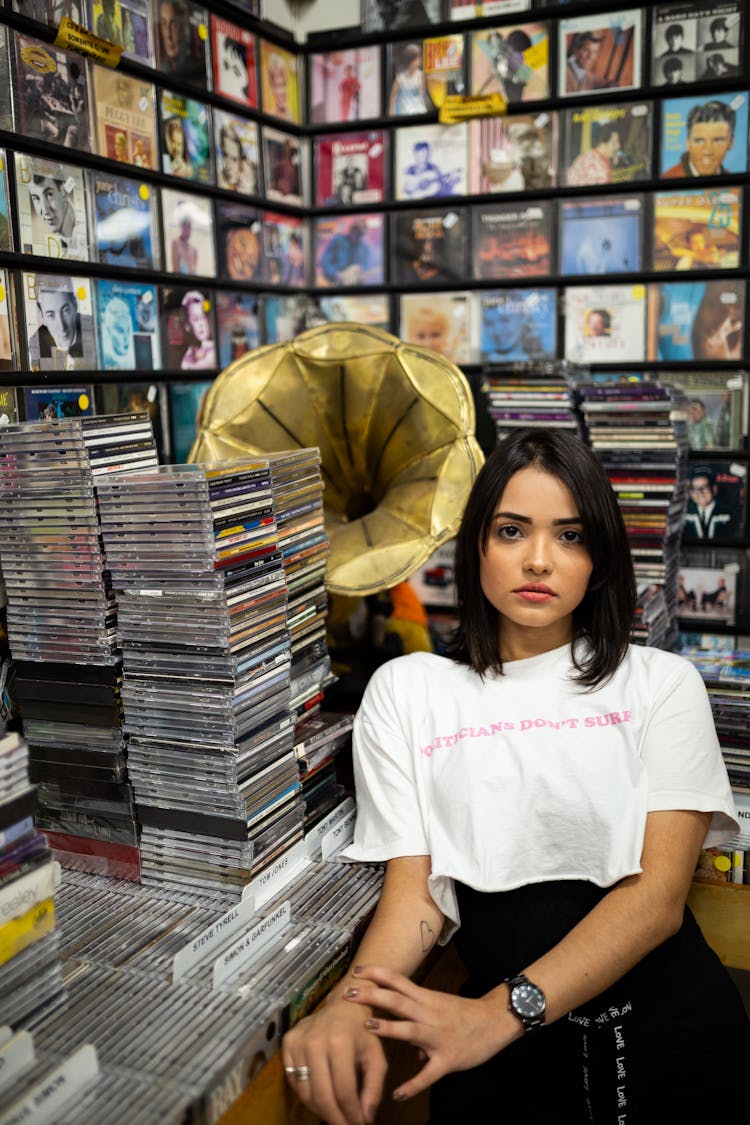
(344, 987, 358, 998)
(393, 1089, 406, 1102)
(364, 1018, 379, 1029)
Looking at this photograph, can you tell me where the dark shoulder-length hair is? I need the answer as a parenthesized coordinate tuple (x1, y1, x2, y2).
(450, 427, 636, 689)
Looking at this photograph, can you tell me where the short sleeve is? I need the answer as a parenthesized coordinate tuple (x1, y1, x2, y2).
(640, 658, 739, 845)
(339, 661, 430, 864)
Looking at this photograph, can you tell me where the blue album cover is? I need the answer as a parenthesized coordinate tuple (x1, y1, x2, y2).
(92, 171, 158, 269)
(169, 381, 213, 463)
(0, 155, 10, 252)
(95, 279, 161, 370)
(660, 93, 748, 178)
(23, 384, 94, 421)
(160, 91, 212, 183)
(216, 291, 260, 367)
(559, 195, 642, 275)
(262, 295, 312, 343)
(479, 288, 556, 363)
(648, 279, 745, 362)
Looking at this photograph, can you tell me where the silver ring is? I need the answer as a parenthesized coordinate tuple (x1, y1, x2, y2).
(284, 1066, 297, 1075)
(295, 1065, 311, 1081)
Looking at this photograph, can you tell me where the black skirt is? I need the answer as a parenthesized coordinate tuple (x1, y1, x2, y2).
(428, 880, 750, 1124)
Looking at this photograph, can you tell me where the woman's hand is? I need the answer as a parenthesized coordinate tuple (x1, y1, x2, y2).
(342, 964, 520, 1103)
(282, 994, 388, 1125)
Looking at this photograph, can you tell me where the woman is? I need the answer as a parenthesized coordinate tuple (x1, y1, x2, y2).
(282, 427, 748, 1124)
(388, 43, 429, 116)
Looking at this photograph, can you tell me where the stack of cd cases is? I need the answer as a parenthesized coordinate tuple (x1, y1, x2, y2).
(0, 414, 159, 879)
(96, 459, 307, 900)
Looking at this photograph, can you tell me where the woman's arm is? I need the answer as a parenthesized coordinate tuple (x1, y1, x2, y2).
(281, 853, 443, 1125)
(346, 808, 711, 1102)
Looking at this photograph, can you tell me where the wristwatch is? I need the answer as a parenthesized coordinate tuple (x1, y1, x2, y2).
(504, 973, 546, 1032)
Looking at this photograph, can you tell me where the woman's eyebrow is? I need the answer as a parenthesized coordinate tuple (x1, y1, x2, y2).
(493, 511, 583, 526)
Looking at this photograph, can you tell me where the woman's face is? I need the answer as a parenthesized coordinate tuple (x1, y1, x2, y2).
(479, 466, 593, 657)
(187, 301, 209, 341)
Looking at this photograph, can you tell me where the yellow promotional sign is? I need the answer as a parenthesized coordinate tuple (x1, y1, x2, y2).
(439, 93, 507, 124)
(54, 17, 123, 68)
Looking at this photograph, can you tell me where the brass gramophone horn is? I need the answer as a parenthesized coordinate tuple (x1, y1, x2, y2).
(189, 323, 484, 597)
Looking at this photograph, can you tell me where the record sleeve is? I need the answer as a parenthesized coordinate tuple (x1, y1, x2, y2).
(677, 558, 738, 622)
(315, 131, 386, 208)
(89, 0, 153, 65)
(0, 387, 19, 425)
(675, 369, 747, 450)
(309, 46, 381, 125)
(14, 153, 90, 262)
(562, 103, 651, 188)
(22, 273, 98, 372)
(559, 195, 643, 277)
(472, 201, 552, 280)
(652, 187, 741, 271)
(469, 112, 556, 194)
(0, 153, 10, 251)
(652, 2, 742, 86)
(214, 110, 261, 195)
(160, 186, 216, 277)
(314, 215, 384, 288)
(153, 0, 209, 87)
(262, 295, 312, 343)
(91, 68, 158, 171)
(90, 171, 160, 270)
(361, 0, 442, 32)
(258, 38, 301, 125)
(394, 122, 468, 201)
(647, 279, 745, 361)
(168, 380, 213, 461)
(159, 91, 212, 183)
(216, 291, 260, 367)
(558, 10, 642, 97)
(307, 295, 391, 331)
(478, 288, 556, 364)
(262, 211, 307, 287)
(262, 126, 306, 207)
(210, 15, 257, 109)
(0, 26, 12, 134)
(564, 283, 646, 364)
(470, 23, 549, 104)
(95, 279, 161, 371)
(684, 460, 746, 542)
(451, 1, 529, 17)
(216, 201, 262, 282)
(659, 93, 748, 178)
(12, 35, 90, 150)
(22, 385, 94, 420)
(161, 286, 217, 370)
(399, 290, 472, 365)
(11, 0, 85, 22)
(391, 207, 467, 285)
(0, 270, 16, 372)
(386, 35, 464, 117)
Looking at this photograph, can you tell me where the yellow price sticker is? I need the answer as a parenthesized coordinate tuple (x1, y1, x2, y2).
(438, 92, 507, 124)
(78, 394, 90, 412)
(198, 24, 208, 40)
(77, 286, 87, 301)
(139, 184, 150, 201)
(631, 285, 646, 301)
(0, 286, 5, 303)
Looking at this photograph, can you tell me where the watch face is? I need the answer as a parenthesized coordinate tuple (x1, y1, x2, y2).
(513, 982, 545, 1019)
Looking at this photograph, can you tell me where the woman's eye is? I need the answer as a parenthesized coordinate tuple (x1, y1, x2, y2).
(498, 524, 522, 540)
(560, 529, 584, 544)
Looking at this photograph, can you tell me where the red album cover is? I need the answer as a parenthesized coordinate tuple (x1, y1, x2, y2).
(210, 15, 257, 108)
(315, 131, 386, 207)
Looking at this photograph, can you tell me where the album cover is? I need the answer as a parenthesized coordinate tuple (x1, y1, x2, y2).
(91, 171, 160, 270)
(559, 10, 642, 97)
(564, 283, 647, 364)
(14, 153, 90, 262)
(13, 34, 90, 149)
(210, 15, 257, 108)
(314, 215, 384, 288)
(451, 1, 530, 17)
(95, 279, 161, 371)
(22, 272, 98, 372)
(0, 156, 9, 254)
(0, 270, 16, 372)
(472, 201, 552, 280)
(153, 0, 209, 87)
(159, 91, 212, 183)
(652, 2, 742, 86)
(392, 207, 467, 285)
(96, 379, 165, 443)
(0, 26, 12, 134)
(160, 187, 216, 277)
(394, 122, 468, 201)
(478, 288, 556, 364)
(161, 286, 217, 370)
(214, 110, 261, 195)
(262, 211, 307, 287)
(652, 187, 741, 271)
(675, 369, 747, 450)
(262, 295, 312, 343)
(470, 23, 549, 104)
(469, 112, 557, 194)
(169, 380, 213, 461)
(315, 131, 386, 207)
(88, 0, 153, 65)
(259, 38, 300, 125)
(559, 195, 643, 277)
(91, 68, 158, 170)
(684, 460, 746, 542)
(0, 387, 18, 425)
(11, 0, 85, 24)
(308, 295, 391, 331)
(409, 540, 456, 608)
(23, 385, 94, 420)
(399, 290, 472, 365)
(660, 93, 748, 178)
(361, 0, 442, 33)
(647, 280, 745, 361)
(216, 291, 260, 367)
(309, 47, 381, 124)
(387, 35, 465, 116)
(562, 102, 652, 187)
(677, 561, 737, 622)
(262, 126, 306, 207)
(216, 200, 262, 282)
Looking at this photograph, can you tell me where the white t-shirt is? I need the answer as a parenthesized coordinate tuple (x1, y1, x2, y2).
(341, 643, 739, 940)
